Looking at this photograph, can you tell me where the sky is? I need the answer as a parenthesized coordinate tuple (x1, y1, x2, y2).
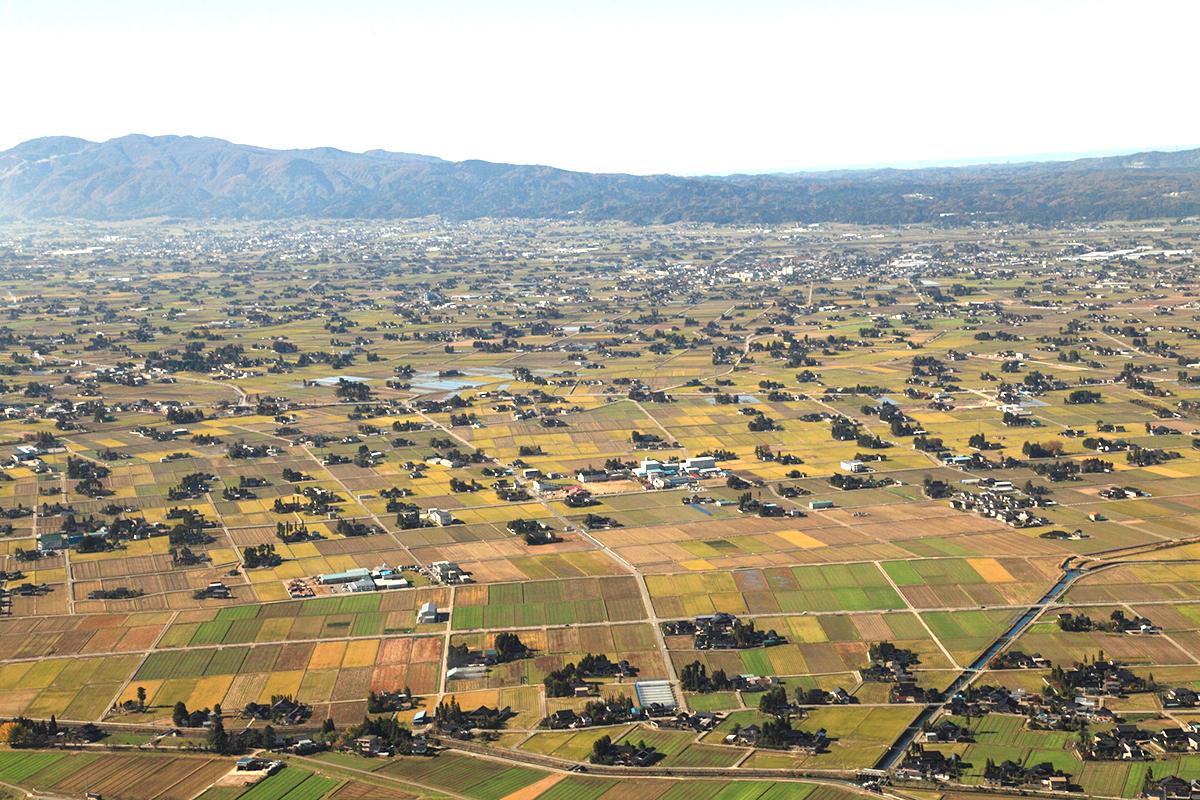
(2, 0, 1198, 176)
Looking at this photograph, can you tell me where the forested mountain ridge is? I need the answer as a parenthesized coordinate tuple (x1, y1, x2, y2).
(2, 134, 1198, 224)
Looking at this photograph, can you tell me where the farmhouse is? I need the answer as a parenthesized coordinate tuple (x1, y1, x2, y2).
(430, 561, 470, 584)
(417, 601, 439, 624)
(1147, 776, 1200, 800)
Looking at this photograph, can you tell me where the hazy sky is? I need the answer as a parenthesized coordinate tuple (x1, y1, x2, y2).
(2, 0, 1198, 175)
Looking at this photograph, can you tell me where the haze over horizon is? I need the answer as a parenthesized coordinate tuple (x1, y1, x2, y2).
(3, 0, 1199, 176)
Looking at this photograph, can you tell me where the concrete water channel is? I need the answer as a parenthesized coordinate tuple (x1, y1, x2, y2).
(874, 557, 1086, 770)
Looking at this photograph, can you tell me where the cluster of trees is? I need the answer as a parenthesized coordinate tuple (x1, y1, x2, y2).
(276, 521, 312, 543)
(1066, 389, 1102, 404)
(494, 632, 529, 661)
(759, 685, 792, 717)
(167, 472, 215, 501)
(0, 716, 104, 747)
(1058, 610, 1152, 634)
(1002, 411, 1035, 427)
(830, 418, 860, 441)
(747, 413, 779, 432)
(1029, 457, 1112, 481)
(335, 519, 377, 537)
(88, 587, 143, 600)
(1127, 444, 1180, 467)
(913, 435, 945, 453)
(341, 716, 423, 754)
(589, 731, 657, 765)
(590, 734, 625, 764)
(242, 543, 281, 568)
(759, 716, 800, 748)
(630, 430, 667, 447)
(736, 492, 783, 517)
(334, 379, 372, 402)
(433, 697, 507, 731)
(67, 456, 111, 497)
(227, 440, 274, 459)
(543, 654, 618, 697)
(367, 690, 413, 714)
(829, 473, 892, 491)
(968, 432, 997, 450)
(582, 695, 637, 725)
(173, 700, 218, 728)
(449, 477, 483, 493)
(680, 661, 731, 693)
(1022, 441, 1064, 459)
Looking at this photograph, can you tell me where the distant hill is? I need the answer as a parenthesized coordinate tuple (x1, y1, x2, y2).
(1, 134, 1199, 225)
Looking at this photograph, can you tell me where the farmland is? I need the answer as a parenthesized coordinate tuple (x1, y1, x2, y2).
(1, 216, 1200, 799)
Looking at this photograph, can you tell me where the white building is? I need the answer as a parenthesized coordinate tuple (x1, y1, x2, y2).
(682, 456, 718, 472)
(430, 561, 469, 584)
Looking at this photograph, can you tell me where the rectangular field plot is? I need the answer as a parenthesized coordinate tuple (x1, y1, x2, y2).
(1066, 562, 1200, 604)
(882, 557, 1061, 608)
(451, 575, 645, 630)
(646, 563, 903, 618)
(0, 653, 141, 721)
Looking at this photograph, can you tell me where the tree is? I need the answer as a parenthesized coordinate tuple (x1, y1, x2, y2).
(494, 631, 528, 661)
(172, 701, 189, 727)
(590, 734, 616, 765)
(759, 685, 790, 717)
(680, 660, 709, 692)
(207, 718, 230, 754)
(136, 686, 147, 711)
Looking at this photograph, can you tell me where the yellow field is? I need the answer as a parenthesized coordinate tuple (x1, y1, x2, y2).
(309, 641, 348, 670)
(785, 616, 828, 643)
(778, 530, 825, 549)
(342, 639, 379, 668)
(258, 670, 304, 703)
(968, 557, 1016, 583)
(254, 583, 290, 602)
(187, 674, 235, 709)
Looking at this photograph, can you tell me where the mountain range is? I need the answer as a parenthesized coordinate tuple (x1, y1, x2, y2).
(1, 134, 1199, 225)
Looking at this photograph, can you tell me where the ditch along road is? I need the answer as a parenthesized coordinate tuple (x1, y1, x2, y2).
(874, 540, 1200, 772)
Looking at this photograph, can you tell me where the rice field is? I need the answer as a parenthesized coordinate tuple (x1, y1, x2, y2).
(451, 575, 644, 630)
(7, 220, 1200, 796)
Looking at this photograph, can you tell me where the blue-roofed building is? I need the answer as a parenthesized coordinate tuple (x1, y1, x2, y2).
(317, 567, 371, 585)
